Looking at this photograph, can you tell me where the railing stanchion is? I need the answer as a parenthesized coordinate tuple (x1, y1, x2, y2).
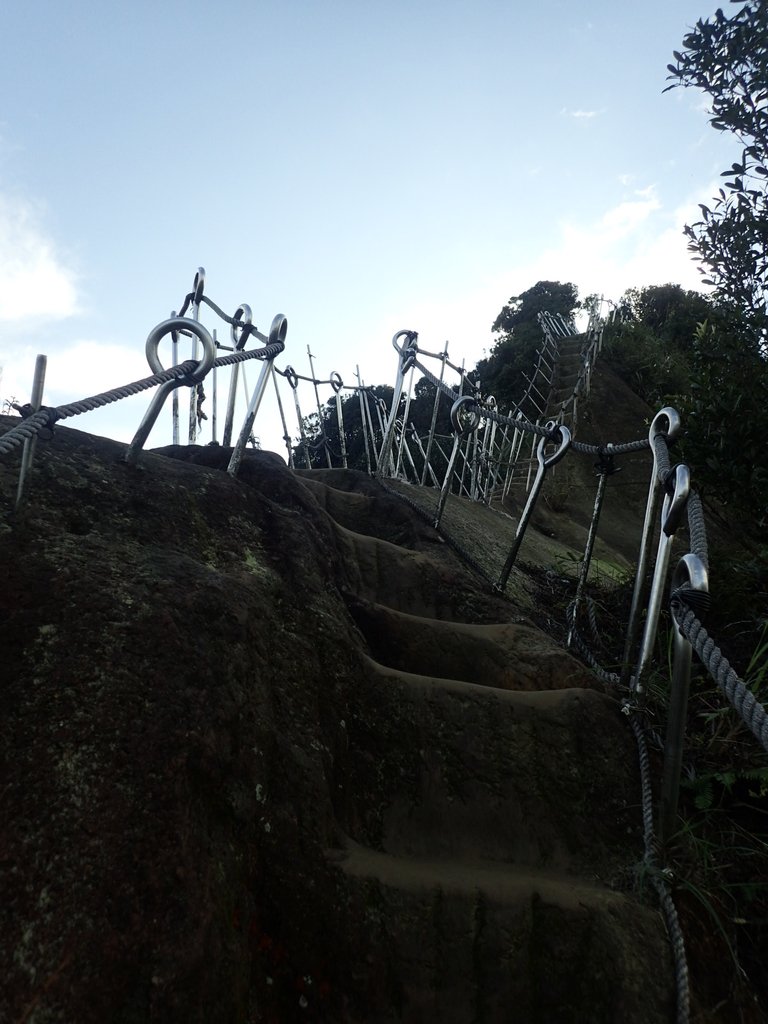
(15, 354, 47, 509)
(621, 408, 682, 688)
(659, 554, 709, 847)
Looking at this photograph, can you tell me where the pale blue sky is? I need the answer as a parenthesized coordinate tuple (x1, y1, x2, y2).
(1, 0, 732, 456)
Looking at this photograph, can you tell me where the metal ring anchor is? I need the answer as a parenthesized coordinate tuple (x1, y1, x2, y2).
(392, 329, 418, 372)
(284, 365, 300, 390)
(329, 371, 343, 394)
(192, 267, 205, 305)
(662, 464, 691, 537)
(450, 395, 480, 437)
(145, 317, 216, 384)
(650, 406, 682, 448)
(538, 419, 571, 469)
(231, 303, 253, 350)
(670, 551, 710, 619)
(620, 406, 682, 687)
(127, 317, 216, 466)
(269, 314, 288, 348)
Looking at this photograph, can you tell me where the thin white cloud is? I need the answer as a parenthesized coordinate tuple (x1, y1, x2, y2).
(364, 183, 718, 383)
(1, 338, 145, 409)
(562, 108, 604, 120)
(0, 194, 79, 325)
(528, 183, 715, 300)
(0, 336, 189, 445)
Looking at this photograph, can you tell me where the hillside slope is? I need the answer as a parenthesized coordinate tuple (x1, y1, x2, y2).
(0, 409, 684, 1023)
(3, 350, 759, 1023)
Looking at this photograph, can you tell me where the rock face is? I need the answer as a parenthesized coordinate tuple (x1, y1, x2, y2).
(0, 423, 673, 1023)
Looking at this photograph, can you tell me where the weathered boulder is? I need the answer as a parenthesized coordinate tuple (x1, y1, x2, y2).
(0, 423, 673, 1022)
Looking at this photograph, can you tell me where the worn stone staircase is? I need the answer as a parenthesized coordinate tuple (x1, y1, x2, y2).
(298, 467, 674, 1023)
(1, 428, 676, 1024)
(549, 333, 587, 434)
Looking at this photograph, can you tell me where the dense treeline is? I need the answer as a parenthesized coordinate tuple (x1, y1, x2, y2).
(604, 283, 768, 526)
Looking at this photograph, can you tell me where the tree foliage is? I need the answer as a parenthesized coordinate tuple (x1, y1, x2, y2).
(475, 281, 580, 413)
(617, 284, 711, 349)
(292, 380, 458, 477)
(666, 3, 768, 329)
(605, 284, 768, 525)
(682, 314, 768, 516)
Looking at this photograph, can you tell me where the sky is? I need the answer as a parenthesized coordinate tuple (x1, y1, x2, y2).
(0, 0, 736, 460)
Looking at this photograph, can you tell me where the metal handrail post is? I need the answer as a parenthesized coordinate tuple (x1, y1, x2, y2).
(356, 369, 372, 475)
(223, 303, 253, 447)
(421, 345, 448, 485)
(659, 553, 709, 846)
(211, 329, 218, 444)
(621, 408, 682, 687)
(188, 268, 204, 442)
(127, 316, 216, 465)
(410, 428, 440, 487)
(566, 452, 617, 648)
(171, 311, 180, 445)
(632, 464, 690, 697)
(227, 314, 287, 478)
(497, 423, 571, 591)
(272, 371, 294, 468)
(330, 372, 347, 469)
(284, 367, 312, 469)
(15, 354, 47, 508)
(307, 346, 332, 468)
(377, 330, 418, 479)
(434, 396, 478, 527)
(394, 366, 414, 479)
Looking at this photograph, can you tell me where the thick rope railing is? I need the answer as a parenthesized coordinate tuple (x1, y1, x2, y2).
(0, 344, 283, 459)
(411, 350, 654, 457)
(672, 601, 768, 752)
(630, 714, 691, 1024)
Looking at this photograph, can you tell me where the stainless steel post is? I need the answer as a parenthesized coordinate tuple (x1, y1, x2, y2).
(566, 453, 616, 648)
(356, 368, 372, 475)
(171, 311, 180, 445)
(15, 354, 47, 508)
(421, 344, 448, 485)
(228, 315, 287, 478)
(621, 408, 682, 687)
(497, 423, 571, 591)
(394, 366, 414, 479)
(188, 268, 204, 443)
(434, 396, 478, 528)
(659, 552, 709, 846)
(377, 330, 417, 478)
(273, 370, 294, 468)
(410, 428, 440, 487)
(308, 345, 332, 468)
(330, 372, 347, 469)
(632, 463, 691, 697)
(286, 366, 312, 469)
(211, 329, 218, 444)
(223, 304, 253, 447)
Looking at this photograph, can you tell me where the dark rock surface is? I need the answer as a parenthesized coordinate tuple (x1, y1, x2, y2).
(1, 423, 675, 1022)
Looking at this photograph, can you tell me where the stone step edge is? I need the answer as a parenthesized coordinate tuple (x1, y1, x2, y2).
(327, 838, 638, 911)
(361, 652, 607, 708)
